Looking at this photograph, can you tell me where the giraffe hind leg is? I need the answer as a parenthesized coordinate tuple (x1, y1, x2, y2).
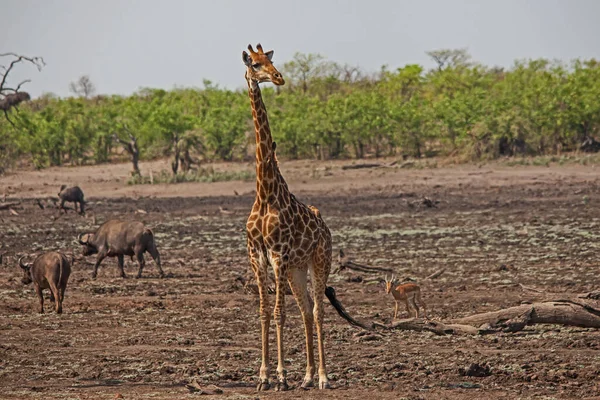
(288, 266, 315, 388)
(310, 244, 332, 390)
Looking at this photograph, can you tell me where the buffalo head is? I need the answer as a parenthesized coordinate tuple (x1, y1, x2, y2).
(19, 256, 32, 285)
(77, 233, 97, 256)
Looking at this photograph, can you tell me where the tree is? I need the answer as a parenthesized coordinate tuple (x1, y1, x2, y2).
(0, 53, 44, 125)
(148, 101, 195, 174)
(427, 48, 472, 71)
(282, 53, 329, 94)
(113, 125, 141, 176)
(69, 75, 96, 98)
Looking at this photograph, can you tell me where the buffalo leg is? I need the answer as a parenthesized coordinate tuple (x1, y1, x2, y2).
(147, 245, 164, 278)
(34, 283, 44, 314)
(135, 252, 145, 279)
(92, 251, 107, 279)
(79, 201, 85, 215)
(49, 282, 62, 314)
(117, 254, 127, 278)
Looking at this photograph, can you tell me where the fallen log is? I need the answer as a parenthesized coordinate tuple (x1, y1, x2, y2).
(426, 268, 446, 280)
(335, 249, 393, 274)
(341, 163, 384, 170)
(372, 319, 479, 335)
(333, 293, 600, 335)
(338, 260, 393, 274)
(454, 297, 600, 330)
(0, 201, 20, 210)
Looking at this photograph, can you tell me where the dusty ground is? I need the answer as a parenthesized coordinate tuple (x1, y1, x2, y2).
(1, 158, 600, 400)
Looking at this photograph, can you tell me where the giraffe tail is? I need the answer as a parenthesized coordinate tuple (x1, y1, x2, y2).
(325, 286, 372, 330)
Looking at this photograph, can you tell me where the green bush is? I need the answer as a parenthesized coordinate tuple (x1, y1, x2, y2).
(2, 52, 600, 170)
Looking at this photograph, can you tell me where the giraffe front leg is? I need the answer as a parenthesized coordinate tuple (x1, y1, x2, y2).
(249, 248, 271, 391)
(271, 256, 289, 391)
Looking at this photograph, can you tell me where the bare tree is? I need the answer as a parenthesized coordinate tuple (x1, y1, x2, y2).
(69, 75, 96, 98)
(282, 52, 328, 94)
(426, 48, 472, 71)
(113, 125, 140, 176)
(0, 53, 45, 125)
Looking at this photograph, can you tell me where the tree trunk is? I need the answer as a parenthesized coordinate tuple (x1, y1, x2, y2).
(131, 150, 140, 176)
(453, 297, 600, 329)
(114, 134, 140, 176)
(332, 292, 600, 336)
(171, 134, 180, 175)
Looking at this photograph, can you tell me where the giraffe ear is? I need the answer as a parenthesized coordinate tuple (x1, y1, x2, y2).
(242, 51, 251, 66)
(265, 50, 274, 61)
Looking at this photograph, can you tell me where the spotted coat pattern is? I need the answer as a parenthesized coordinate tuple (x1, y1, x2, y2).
(243, 44, 333, 391)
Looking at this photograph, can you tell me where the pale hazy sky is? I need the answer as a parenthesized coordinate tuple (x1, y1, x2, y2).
(2, 0, 599, 98)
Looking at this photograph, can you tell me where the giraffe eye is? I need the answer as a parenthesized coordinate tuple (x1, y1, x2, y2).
(252, 63, 261, 70)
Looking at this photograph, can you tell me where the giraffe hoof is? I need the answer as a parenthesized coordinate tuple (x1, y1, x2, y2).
(300, 378, 314, 389)
(319, 381, 331, 390)
(275, 380, 289, 391)
(256, 380, 270, 391)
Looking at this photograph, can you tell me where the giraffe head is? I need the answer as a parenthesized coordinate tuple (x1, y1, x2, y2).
(242, 43, 285, 86)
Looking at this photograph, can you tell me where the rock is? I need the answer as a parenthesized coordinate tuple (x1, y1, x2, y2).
(458, 363, 492, 377)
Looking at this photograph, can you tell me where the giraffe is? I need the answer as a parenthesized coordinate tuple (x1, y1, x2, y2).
(242, 43, 333, 391)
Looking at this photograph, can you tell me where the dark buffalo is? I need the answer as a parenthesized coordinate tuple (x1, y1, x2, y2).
(58, 185, 85, 214)
(78, 220, 164, 279)
(19, 252, 72, 314)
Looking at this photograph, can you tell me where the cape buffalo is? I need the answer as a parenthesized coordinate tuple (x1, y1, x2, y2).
(78, 220, 164, 279)
(19, 252, 72, 314)
(58, 185, 85, 214)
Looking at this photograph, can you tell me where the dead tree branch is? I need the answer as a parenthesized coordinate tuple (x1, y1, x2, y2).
(335, 249, 393, 274)
(453, 296, 600, 330)
(0, 53, 45, 124)
(334, 292, 600, 335)
(0, 53, 44, 94)
(425, 268, 446, 280)
(341, 163, 384, 170)
(372, 319, 479, 335)
(0, 201, 21, 210)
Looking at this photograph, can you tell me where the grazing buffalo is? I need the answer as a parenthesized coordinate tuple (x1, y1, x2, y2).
(19, 252, 72, 314)
(58, 185, 85, 214)
(78, 220, 164, 279)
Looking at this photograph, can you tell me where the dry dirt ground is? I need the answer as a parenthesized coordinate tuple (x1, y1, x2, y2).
(1, 158, 600, 400)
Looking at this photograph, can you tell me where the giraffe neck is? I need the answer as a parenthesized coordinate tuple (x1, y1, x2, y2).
(247, 80, 273, 164)
(247, 80, 288, 204)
